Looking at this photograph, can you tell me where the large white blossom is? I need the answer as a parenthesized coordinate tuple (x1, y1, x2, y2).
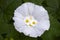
(13, 2, 50, 38)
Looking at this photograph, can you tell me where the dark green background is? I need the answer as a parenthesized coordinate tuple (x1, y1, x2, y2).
(0, 0, 60, 40)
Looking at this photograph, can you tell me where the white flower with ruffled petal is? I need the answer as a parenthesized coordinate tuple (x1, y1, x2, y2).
(13, 2, 50, 38)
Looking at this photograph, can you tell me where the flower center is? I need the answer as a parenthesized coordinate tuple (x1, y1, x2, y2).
(25, 19, 29, 23)
(24, 16, 38, 27)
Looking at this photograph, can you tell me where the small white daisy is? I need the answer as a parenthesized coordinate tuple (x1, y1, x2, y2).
(13, 2, 50, 38)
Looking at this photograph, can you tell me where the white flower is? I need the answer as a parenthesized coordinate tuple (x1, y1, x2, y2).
(13, 2, 50, 38)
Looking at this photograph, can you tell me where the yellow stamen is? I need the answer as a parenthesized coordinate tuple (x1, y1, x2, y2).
(25, 19, 29, 23)
(32, 21, 36, 24)
(24, 16, 38, 27)
(29, 24, 32, 26)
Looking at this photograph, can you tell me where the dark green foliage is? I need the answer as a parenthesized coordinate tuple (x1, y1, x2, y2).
(0, 0, 60, 40)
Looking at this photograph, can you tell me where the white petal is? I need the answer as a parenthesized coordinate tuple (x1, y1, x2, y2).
(15, 3, 29, 17)
(15, 4, 28, 16)
(33, 27, 45, 37)
(15, 2, 35, 17)
(14, 11, 24, 19)
(14, 23, 27, 33)
(23, 27, 32, 35)
(25, 2, 35, 15)
(23, 27, 38, 37)
(31, 5, 49, 21)
(13, 17, 27, 32)
(35, 20, 50, 30)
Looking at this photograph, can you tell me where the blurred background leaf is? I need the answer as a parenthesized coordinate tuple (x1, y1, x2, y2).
(0, 0, 60, 40)
(23, 0, 44, 5)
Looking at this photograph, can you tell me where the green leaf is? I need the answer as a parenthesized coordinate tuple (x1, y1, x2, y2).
(0, 0, 14, 10)
(23, 0, 44, 5)
(0, 35, 3, 40)
(46, 0, 59, 9)
(54, 7, 60, 20)
(45, 6, 60, 21)
(0, 0, 22, 33)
